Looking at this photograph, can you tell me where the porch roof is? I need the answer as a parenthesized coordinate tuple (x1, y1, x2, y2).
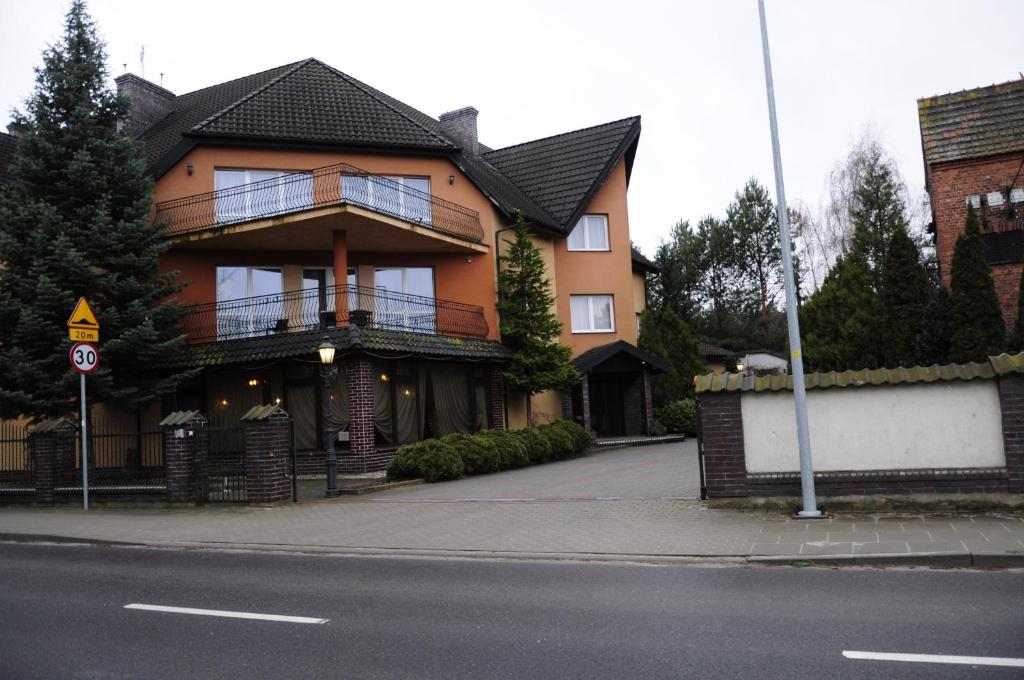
(155, 326, 509, 370)
(572, 340, 668, 375)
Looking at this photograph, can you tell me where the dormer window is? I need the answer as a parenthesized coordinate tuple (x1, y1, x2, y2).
(568, 214, 610, 251)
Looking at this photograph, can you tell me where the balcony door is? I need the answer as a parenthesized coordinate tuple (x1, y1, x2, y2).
(215, 169, 313, 224)
(301, 267, 358, 329)
(374, 267, 435, 333)
(216, 266, 284, 339)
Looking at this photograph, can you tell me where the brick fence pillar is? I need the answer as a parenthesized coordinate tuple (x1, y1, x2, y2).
(160, 411, 207, 503)
(29, 419, 76, 504)
(242, 405, 292, 504)
(347, 359, 376, 463)
(488, 366, 506, 430)
(997, 374, 1024, 493)
(641, 369, 654, 435)
(580, 373, 592, 432)
(697, 391, 749, 498)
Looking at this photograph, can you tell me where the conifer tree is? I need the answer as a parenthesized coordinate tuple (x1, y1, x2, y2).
(948, 206, 1005, 363)
(496, 213, 579, 423)
(800, 256, 883, 371)
(880, 225, 929, 366)
(915, 285, 952, 365)
(637, 308, 703, 405)
(0, 1, 189, 419)
(1010, 266, 1024, 353)
(848, 147, 910, 293)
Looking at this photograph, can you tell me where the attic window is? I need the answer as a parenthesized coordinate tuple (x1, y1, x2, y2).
(568, 215, 609, 251)
(965, 195, 981, 209)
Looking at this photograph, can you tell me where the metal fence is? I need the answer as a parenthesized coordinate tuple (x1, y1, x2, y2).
(153, 162, 485, 243)
(0, 421, 32, 493)
(202, 426, 247, 502)
(181, 283, 489, 343)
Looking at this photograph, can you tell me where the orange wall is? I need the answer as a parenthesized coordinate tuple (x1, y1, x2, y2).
(552, 159, 638, 355)
(156, 147, 501, 339)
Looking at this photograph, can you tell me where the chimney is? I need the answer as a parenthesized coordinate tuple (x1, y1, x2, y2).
(439, 106, 479, 155)
(115, 73, 174, 136)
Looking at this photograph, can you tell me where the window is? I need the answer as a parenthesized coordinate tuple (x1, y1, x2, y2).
(570, 295, 614, 333)
(216, 266, 283, 338)
(374, 267, 436, 333)
(567, 214, 609, 251)
(214, 169, 313, 224)
(341, 174, 431, 224)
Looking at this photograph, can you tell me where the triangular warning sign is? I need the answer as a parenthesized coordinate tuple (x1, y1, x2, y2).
(67, 297, 99, 329)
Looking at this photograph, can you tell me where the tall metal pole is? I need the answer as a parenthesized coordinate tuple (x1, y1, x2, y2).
(80, 373, 89, 511)
(321, 364, 339, 497)
(757, 0, 821, 517)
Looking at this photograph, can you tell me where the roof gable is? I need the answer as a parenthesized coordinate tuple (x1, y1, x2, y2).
(572, 340, 668, 374)
(918, 79, 1024, 166)
(482, 117, 640, 231)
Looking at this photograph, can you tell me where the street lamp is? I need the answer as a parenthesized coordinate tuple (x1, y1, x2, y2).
(318, 339, 339, 497)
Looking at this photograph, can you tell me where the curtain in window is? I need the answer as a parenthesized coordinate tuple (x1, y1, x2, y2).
(432, 364, 473, 436)
(287, 382, 317, 450)
(374, 364, 394, 445)
(330, 368, 349, 432)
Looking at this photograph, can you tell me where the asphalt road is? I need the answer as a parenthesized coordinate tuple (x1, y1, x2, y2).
(1, 543, 1022, 679)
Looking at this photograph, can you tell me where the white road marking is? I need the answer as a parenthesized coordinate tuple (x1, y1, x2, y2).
(124, 603, 328, 624)
(843, 650, 1024, 668)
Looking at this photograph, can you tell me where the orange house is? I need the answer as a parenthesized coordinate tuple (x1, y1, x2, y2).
(108, 57, 663, 473)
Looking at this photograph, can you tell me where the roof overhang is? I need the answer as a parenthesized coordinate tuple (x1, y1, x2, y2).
(572, 340, 668, 374)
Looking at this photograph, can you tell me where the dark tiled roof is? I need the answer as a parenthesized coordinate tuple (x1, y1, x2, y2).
(631, 246, 657, 274)
(918, 79, 1024, 166)
(572, 340, 668, 374)
(0, 131, 18, 186)
(482, 117, 641, 231)
(698, 341, 732, 359)
(694, 353, 1024, 394)
(156, 327, 508, 370)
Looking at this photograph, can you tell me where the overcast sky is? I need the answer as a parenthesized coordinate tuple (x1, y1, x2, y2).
(2, 0, 1022, 256)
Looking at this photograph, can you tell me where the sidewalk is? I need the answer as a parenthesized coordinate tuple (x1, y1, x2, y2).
(1, 500, 1022, 567)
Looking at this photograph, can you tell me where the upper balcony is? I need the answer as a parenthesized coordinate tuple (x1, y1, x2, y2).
(153, 163, 487, 253)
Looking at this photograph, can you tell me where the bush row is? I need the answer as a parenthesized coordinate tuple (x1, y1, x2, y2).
(386, 420, 595, 482)
(658, 398, 697, 436)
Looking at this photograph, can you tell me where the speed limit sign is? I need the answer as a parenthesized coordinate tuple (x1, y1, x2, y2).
(70, 342, 100, 374)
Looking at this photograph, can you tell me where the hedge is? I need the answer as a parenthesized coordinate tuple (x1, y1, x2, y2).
(659, 399, 696, 436)
(387, 420, 595, 482)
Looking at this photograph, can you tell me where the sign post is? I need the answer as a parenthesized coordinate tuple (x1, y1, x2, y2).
(68, 297, 100, 511)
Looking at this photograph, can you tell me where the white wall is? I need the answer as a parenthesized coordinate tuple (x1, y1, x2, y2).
(742, 380, 1006, 473)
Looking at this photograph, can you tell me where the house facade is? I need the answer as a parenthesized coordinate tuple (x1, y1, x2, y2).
(2, 57, 660, 474)
(918, 78, 1024, 326)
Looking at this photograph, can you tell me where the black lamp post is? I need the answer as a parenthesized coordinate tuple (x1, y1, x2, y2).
(318, 339, 339, 497)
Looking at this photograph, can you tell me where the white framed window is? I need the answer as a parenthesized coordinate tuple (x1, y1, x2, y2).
(342, 174, 432, 224)
(374, 267, 436, 333)
(567, 214, 609, 251)
(215, 169, 313, 224)
(570, 295, 615, 333)
(215, 266, 284, 338)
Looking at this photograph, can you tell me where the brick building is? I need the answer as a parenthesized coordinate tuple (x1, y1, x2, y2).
(918, 78, 1024, 327)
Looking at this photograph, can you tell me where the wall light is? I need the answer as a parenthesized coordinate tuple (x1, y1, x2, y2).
(402, 388, 413, 397)
(247, 378, 260, 387)
(379, 373, 390, 382)
(274, 397, 282, 405)
(219, 399, 229, 407)
(448, 175, 455, 185)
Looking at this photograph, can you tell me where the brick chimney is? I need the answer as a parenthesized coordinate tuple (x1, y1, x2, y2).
(114, 73, 174, 136)
(439, 106, 479, 155)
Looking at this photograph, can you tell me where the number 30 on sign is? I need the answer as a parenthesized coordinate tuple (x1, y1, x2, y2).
(70, 342, 100, 374)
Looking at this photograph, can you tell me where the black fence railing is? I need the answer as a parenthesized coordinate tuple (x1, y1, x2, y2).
(182, 283, 489, 343)
(154, 163, 485, 243)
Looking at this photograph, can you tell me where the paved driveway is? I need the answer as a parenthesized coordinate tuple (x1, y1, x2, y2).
(372, 440, 700, 501)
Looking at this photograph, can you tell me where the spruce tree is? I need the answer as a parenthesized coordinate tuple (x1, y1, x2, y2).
(800, 255, 883, 372)
(915, 285, 952, 365)
(1010, 266, 1024, 353)
(637, 308, 703, 406)
(848, 148, 909, 293)
(948, 205, 1005, 363)
(0, 1, 189, 419)
(880, 225, 929, 367)
(496, 213, 579, 423)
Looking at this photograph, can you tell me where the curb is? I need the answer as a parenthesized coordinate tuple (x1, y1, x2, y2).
(3, 533, 1022, 569)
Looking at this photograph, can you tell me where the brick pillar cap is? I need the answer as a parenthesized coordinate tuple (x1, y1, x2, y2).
(241, 404, 290, 421)
(160, 410, 206, 426)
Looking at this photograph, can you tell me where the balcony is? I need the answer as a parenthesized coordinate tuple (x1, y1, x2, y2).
(153, 163, 486, 249)
(182, 284, 489, 343)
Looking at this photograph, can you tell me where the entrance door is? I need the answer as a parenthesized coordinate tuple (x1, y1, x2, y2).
(589, 375, 626, 437)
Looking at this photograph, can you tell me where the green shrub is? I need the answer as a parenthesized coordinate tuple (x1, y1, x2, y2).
(650, 419, 667, 437)
(659, 399, 696, 435)
(514, 427, 553, 463)
(442, 433, 501, 475)
(479, 429, 530, 469)
(538, 424, 575, 460)
(549, 420, 593, 455)
(387, 439, 464, 482)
